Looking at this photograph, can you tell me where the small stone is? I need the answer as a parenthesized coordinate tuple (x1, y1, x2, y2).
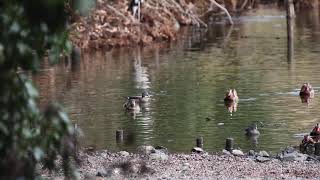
(256, 156, 270, 163)
(246, 157, 255, 161)
(84, 173, 96, 180)
(113, 168, 121, 175)
(155, 145, 169, 154)
(149, 151, 169, 161)
(222, 149, 231, 155)
(183, 163, 190, 167)
(96, 168, 107, 177)
(137, 145, 155, 155)
(284, 146, 296, 154)
(119, 151, 129, 157)
(191, 147, 204, 154)
(306, 155, 318, 161)
(182, 163, 190, 171)
(258, 151, 269, 157)
(281, 152, 307, 162)
(248, 150, 255, 156)
(232, 149, 244, 156)
(217, 123, 224, 126)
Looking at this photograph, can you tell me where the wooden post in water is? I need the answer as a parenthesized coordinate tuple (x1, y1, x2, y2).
(286, 0, 295, 63)
(116, 130, 124, 143)
(315, 142, 320, 156)
(196, 137, 204, 148)
(225, 138, 234, 152)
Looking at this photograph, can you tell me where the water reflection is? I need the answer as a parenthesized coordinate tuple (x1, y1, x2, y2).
(34, 5, 320, 152)
(300, 95, 312, 104)
(225, 102, 238, 113)
(246, 134, 259, 147)
(287, 14, 294, 64)
(133, 48, 150, 89)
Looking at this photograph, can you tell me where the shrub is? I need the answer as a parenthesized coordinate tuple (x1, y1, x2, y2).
(0, 0, 77, 179)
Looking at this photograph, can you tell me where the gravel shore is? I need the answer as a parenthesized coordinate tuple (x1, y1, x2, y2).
(42, 147, 319, 180)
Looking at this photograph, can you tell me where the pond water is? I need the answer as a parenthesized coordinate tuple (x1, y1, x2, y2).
(34, 5, 320, 153)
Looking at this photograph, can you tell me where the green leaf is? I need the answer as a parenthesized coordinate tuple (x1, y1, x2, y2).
(0, 44, 4, 64)
(58, 111, 69, 123)
(0, 122, 9, 135)
(67, 125, 74, 135)
(22, 128, 32, 138)
(27, 99, 39, 114)
(17, 42, 29, 55)
(33, 147, 44, 161)
(20, 29, 29, 37)
(40, 23, 48, 33)
(65, 40, 72, 54)
(9, 21, 20, 34)
(25, 81, 38, 98)
(48, 47, 59, 64)
(0, 1, 76, 178)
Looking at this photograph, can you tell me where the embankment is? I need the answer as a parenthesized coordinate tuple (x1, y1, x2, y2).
(69, 0, 319, 50)
(68, 0, 258, 50)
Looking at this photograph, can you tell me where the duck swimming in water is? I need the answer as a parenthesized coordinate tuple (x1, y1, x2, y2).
(299, 83, 314, 98)
(123, 99, 140, 111)
(127, 91, 149, 103)
(245, 124, 260, 136)
(224, 89, 239, 103)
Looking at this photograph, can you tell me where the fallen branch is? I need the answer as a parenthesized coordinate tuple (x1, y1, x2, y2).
(239, 0, 249, 11)
(209, 0, 234, 25)
(106, 5, 132, 23)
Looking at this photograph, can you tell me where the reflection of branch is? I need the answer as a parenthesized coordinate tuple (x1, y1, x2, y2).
(222, 24, 234, 48)
(209, 0, 234, 25)
(133, 48, 150, 89)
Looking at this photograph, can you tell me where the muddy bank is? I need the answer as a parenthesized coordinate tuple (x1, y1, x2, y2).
(42, 147, 320, 179)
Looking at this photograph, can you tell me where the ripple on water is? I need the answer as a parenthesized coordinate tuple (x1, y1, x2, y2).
(293, 133, 308, 138)
(240, 98, 257, 101)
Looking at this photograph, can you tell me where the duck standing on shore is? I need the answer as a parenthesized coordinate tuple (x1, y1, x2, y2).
(301, 123, 320, 152)
(224, 89, 239, 103)
(310, 123, 320, 136)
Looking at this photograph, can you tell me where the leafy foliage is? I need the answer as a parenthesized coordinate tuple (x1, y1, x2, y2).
(0, 0, 77, 179)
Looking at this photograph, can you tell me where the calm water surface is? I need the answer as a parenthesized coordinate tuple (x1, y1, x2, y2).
(34, 6, 320, 153)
